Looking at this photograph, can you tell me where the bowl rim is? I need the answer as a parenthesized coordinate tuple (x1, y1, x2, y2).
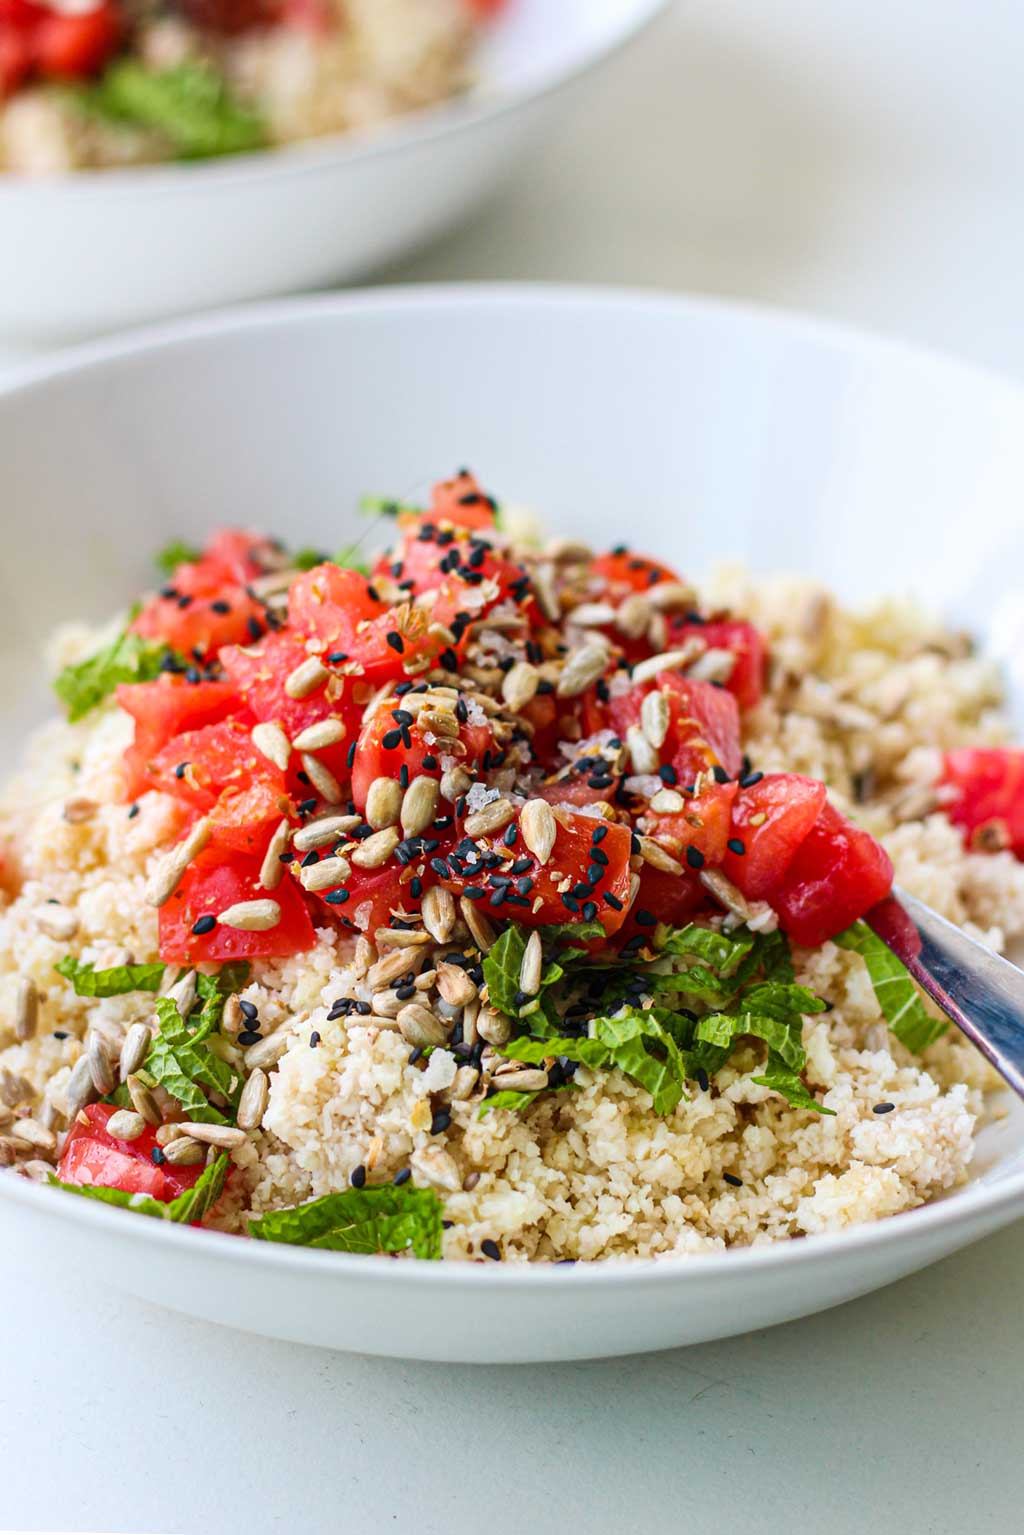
(1, 280, 1022, 1284)
(0, 0, 670, 200)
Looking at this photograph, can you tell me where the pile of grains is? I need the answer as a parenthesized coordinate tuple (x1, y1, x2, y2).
(1, 548, 1023, 1261)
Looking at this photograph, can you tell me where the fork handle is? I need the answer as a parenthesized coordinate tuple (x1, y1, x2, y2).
(867, 887, 1024, 1100)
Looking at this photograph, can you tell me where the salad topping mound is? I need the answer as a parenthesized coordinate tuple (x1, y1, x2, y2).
(2, 469, 1023, 1260)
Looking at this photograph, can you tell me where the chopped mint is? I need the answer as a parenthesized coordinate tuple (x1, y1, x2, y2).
(154, 540, 200, 576)
(50, 1153, 228, 1224)
(752, 1054, 834, 1115)
(54, 630, 175, 722)
(504, 1007, 690, 1117)
(74, 60, 267, 160)
(358, 495, 423, 520)
(291, 546, 371, 577)
(56, 956, 165, 997)
(836, 921, 947, 1053)
(656, 922, 757, 975)
(478, 1081, 579, 1119)
(482, 926, 564, 1031)
(138, 996, 239, 1123)
(248, 1183, 444, 1258)
(544, 919, 607, 946)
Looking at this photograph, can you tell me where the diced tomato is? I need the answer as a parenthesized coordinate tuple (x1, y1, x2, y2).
(661, 674, 743, 782)
(617, 864, 706, 944)
(591, 548, 680, 597)
(144, 718, 281, 813)
(210, 779, 291, 856)
(350, 708, 493, 815)
(376, 523, 534, 621)
(314, 860, 421, 934)
(720, 773, 828, 899)
(537, 774, 620, 811)
(0, 21, 33, 94)
(941, 748, 1024, 857)
(132, 584, 267, 660)
(159, 847, 315, 963)
(117, 677, 240, 800)
(462, 0, 505, 16)
(288, 562, 383, 644)
(444, 811, 632, 936)
(646, 781, 738, 866)
(199, 529, 283, 585)
(771, 804, 894, 948)
(667, 618, 767, 711)
(429, 470, 497, 531)
(58, 1104, 204, 1204)
(34, 1, 118, 80)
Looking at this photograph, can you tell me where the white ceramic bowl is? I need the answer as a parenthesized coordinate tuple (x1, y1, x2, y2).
(1, 286, 1023, 1362)
(0, 0, 667, 343)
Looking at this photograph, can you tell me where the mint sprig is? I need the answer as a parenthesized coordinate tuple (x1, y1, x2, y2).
(836, 921, 946, 1053)
(248, 1184, 444, 1258)
(54, 630, 175, 722)
(56, 956, 165, 997)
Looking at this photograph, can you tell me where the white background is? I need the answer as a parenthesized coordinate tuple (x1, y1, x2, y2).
(4, 2, 1024, 1530)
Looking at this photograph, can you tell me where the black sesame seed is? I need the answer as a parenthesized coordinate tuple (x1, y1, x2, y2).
(726, 838, 746, 856)
(393, 1168, 413, 1187)
(325, 889, 350, 905)
(238, 1030, 262, 1047)
(723, 1173, 743, 1188)
(422, 754, 438, 770)
(310, 1031, 321, 1048)
(695, 1068, 710, 1092)
(431, 1110, 452, 1135)
(503, 822, 519, 848)
(739, 771, 764, 789)
(355, 1000, 372, 1016)
(658, 764, 678, 785)
(346, 741, 357, 769)
(191, 914, 216, 936)
(604, 892, 624, 911)
(350, 1163, 367, 1188)
(430, 857, 451, 878)
(481, 1239, 501, 1261)
(635, 909, 656, 927)
(239, 999, 258, 1020)
(582, 901, 598, 921)
(382, 729, 402, 750)
(685, 846, 706, 869)
(872, 1102, 895, 1115)
(151, 1147, 166, 1165)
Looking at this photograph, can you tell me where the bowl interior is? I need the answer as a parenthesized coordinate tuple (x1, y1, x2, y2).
(1, 286, 1022, 1199)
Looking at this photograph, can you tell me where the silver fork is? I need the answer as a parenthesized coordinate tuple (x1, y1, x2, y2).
(867, 886, 1024, 1099)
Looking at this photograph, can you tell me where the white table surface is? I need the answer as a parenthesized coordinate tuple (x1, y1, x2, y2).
(4, 2, 1024, 1530)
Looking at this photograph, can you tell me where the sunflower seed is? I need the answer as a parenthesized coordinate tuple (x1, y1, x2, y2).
(630, 641, 707, 686)
(519, 798, 557, 865)
(179, 1121, 247, 1149)
(367, 945, 427, 990)
(221, 995, 244, 1036)
(570, 602, 616, 628)
(449, 1066, 480, 1102)
(647, 581, 699, 612)
(649, 787, 685, 814)
(292, 717, 346, 752)
(106, 1109, 146, 1141)
(207, 1034, 243, 1067)
(86, 1030, 116, 1095)
(0, 1066, 31, 1108)
(167, 968, 197, 1019)
(439, 765, 472, 803)
(237, 1068, 269, 1130)
(244, 1028, 292, 1071)
(146, 816, 212, 907)
(436, 962, 478, 1007)
(641, 689, 671, 750)
(351, 827, 400, 869)
(375, 927, 432, 950)
(299, 854, 351, 892)
(616, 593, 653, 640)
(531, 563, 561, 623)
(0, 1139, 17, 1167)
(397, 1003, 449, 1049)
(35, 905, 79, 941)
(251, 721, 291, 771)
(218, 899, 281, 932)
(18, 1159, 54, 1182)
(119, 1022, 152, 1080)
(365, 778, 403, 830)
(398, 775, 438, 838)
(154, 1121, 184, 1146)
(125, 1073, 162, 1127)
(489, 1067, 549, 1093)
(63, 1055, 97, 1118)
(639, 837, 684, 875)
(498, 660, 539, 714)
(476, 1006, 512, 1047)
(626, 724, 659, 775)
(687, 647, 737, 684)
(460, 896, 496, 953)
(557, 642, 608, 698)
(463, 798, 516, 838)
(11, 1117, 56, 1155)
(14, 978, 38, 1043)
(370, 989, 404, 1018)
(545, 537, 594, 562)
(518, 931, 543, 996)
(418, 708, 459, 738)
(301, 752, 343, 804)
(292, 813, 361, 851)
(284, 656, 329, 700)
(421, 884, 456, 945)
(161, 1136, 205, 1166)
(411, 1144, 462, 1192)
(62, 796, 98, 824)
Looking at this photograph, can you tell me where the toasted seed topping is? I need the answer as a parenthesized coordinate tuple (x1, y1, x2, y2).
(519, 798, 557, 865)
(489, 1067, 548, 1094)
(260, 817, 293, 891)
(439, 765, 473, 803)
(641, 689, 671, 750)
(375, 927, 431, 950)
(557, 642, 609, 698)
(10, 1117, 56, 1155)
(367, 944, 427, 990)
(166, 968, 197, 1019)
(436, 961, 478, 1007)
(649, 787, 685, 814)
(179, 1121, 247, 1149)
(14, 978, 38, 1043)
(299, 854, 352, 892)
(284, 656, 329, 699)
(125, 1073, 162, 1127)
(86, 1030, 116, 1096)
(119, 1022, 152, 1081)
(292, 717, 346, 752)
(616, 593, 652, 640)
(35, 904, 79, 941)
(301, 752, 343, 804)
(292, 813, 361, 851)
(62, 796, 98, 824)
(476, 1006, 512, 1046)
(647, 581, 699, 612)
(687, 647, 737, 684)
(251, 721, 291, 772)
(501, 660, 540, 713)
(630, 640, 707, 685)
(351, 827, 401, 869)
(460, 895, 497, 952)
(237, 1068, 269, 1131)
(106, 1109, 146, 1141)
(410, 1144, 462, 1192)
(243, 1028, 292, 1071)
(463, 797, 516, 838)
(161, 1136, 205, 1166)
(365, 778, 404, 830)
(626, 724, 660, 776)
(218, 899, 282, 932)
(518, 931, 543, 997)
(397, 1002, 450, 1049)
(639, 837, 684, 875)
(400, 775, 440, 837)
(146, 816, 212, 908)
(421, 884, 456, 944)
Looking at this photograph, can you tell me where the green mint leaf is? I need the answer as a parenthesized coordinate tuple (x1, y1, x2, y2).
(477, 1081, 579, 1119)
(482, 925, 527, 1017)
(49, 1154, 229, 1222)
(656, 922, 757, 975)
(56, 956, 165, 997)
(248, 1184, 444, 1258)
(54, 630, 174, 722)
(141, 997, 239, 1123)
(505, 1007, 690, 1117)
(291, 547, 371, 577)
(155, 539, 200, 576)
(79, 60, 267, 160)
(358, 495, 423, 519)
(835, 922, 947, 1053)
(544, 920, 607, 946)
(193, 963, 250, 1040)
(696, 1009, 807, 1072)
(752, 1054, 834, 1115)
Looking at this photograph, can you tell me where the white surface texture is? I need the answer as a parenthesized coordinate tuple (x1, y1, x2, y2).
(4, 0, 1024, 1529)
